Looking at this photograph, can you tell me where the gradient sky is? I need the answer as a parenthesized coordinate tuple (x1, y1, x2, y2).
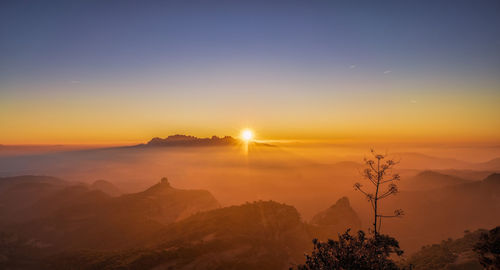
(1, 0, 500, 144)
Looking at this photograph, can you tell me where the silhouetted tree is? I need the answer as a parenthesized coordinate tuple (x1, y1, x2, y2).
(354, 149, 403, 238)
(296, 229, 403, 270)
(295, 150, 406, 270)
(474, 226, 500, 270)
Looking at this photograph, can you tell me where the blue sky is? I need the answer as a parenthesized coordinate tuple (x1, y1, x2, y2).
(1, 0, 500, 143)
(2, 0, 499, 83)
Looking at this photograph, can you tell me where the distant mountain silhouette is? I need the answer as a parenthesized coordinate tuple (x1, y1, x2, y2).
(1, 176, 220, 252)
(4, 172, 498, 269)
(475, 158, 500, 171)
(113, 177, 220, 224)
(0, 176, 74, 224)
(394, 152, 500, 171)
(0, 175, 366, 269)
(146, 135, 238, 147)
(435, 169, 495, 181)
(144, 134, 275, 147)
(310, 197, 362, 239)
(381, 172, 500, 253)
(401, 170, 471, 190)
(90, 179, 121, 196)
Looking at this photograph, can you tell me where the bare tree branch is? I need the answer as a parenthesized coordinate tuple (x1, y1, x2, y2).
(354, 149, 404, 238)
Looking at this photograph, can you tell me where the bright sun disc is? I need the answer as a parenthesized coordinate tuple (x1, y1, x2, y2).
(241, 129, 253, 141)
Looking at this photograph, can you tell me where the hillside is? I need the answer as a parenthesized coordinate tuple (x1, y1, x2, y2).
(400, 171, 471, 191)
(377, 173, 500, 253)
(0, 176, 75, 224)
(90, 179, 121, 196)
(475, 158, 500, 171)
(34, 197, 368, 269)
(393, 153, 500, 171)
(1, 177, 220, 252)
(45, 201, 312, 270)
(406, 227, 499, 270)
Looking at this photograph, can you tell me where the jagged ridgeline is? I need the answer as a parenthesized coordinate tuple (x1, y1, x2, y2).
(1, 174, 499, 269)
(143, 134, 275, 147)
(0, 176, 219, 252)
(0, 175, 364, 270)
(146, 135, 238, 147)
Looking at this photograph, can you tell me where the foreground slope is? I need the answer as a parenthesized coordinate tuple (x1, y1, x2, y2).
(46, 201, 312, 270)
(406, 226, 500, 270)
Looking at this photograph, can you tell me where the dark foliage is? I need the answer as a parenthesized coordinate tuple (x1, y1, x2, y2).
(474, 226, 500, 270)
(294, 229, 403, 270)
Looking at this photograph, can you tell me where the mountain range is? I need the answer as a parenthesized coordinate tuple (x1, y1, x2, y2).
(400, 171, 472, 190)
(0, 176, 220, 252)
(146, 135, 238, 147)
(0, 172, 499, 269)
(0, 175, 361, 269)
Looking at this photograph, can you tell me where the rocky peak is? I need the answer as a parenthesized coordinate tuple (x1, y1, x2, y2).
(331, 196, 351, 208)
(160, 177, 171, 187)
(311, 196, 361, 230)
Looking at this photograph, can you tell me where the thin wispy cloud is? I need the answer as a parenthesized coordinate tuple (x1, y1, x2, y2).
(383, 70, 392, 74)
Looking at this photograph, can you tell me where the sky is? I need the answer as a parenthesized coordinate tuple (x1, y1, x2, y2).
(1, 0, 500, 144)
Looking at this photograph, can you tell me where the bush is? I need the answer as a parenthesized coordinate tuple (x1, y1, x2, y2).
(474, 226, 500, 270)
(295, 229, 403, 270)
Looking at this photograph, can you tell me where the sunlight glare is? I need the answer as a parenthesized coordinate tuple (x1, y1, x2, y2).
(241, 129, 254, 142)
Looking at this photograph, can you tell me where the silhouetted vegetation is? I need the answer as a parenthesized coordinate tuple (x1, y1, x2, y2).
(474, 226, 500, 270)
(295, 229, 403, 270)
(295, 150, 406, 269)
(1, 150, 500, 269)
(407, 228, 487, 270)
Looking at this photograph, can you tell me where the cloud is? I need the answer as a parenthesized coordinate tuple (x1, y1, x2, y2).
(383, 70, 392, 74)
(69, 80, 81, 84)
(410, 100, 417, 104)
(349, 65, 356, 69)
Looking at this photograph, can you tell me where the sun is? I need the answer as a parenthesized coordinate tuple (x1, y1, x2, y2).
(241, 129, 254, 142)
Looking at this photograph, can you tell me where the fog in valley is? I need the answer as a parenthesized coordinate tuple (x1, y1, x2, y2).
(1, 140, 499, 262)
